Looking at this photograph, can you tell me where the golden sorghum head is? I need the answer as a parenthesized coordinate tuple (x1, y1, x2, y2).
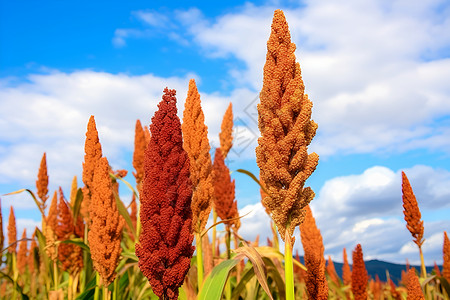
(407, 268, 425, 300)
(70, 175, 78, 207)
(181, 78, 214, 233)
(36, 152, 49, 210)
(219, 102, 233, 158)
(133, 119, 147, 191)
(351, 244, 368, 300)
(443, 231, 450, 281)
(17, 228, 28, 274)
(401, 171, 424, 248)
(300, 205, 328, 299)
(88, 156, 124, 286)
(45, 191, 58, 260)
(256, 9, 319, 241)
(8, 206, 17, 254)
(81, 115, 103, 221)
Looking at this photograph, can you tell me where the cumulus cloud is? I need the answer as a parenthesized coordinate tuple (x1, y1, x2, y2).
(236, 164, 450, 265)
(177, 0, 450, 156)
(0, 70, 260, 204)
(310, 164, 450, 264)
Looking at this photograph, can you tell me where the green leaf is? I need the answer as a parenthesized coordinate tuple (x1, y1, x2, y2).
(198, 258, 241, 300)
(0, 271, 30, 299)
(236, 169, 269, 195)
(76, 274, 97, 300)
(113, 190, 136, 240)
(60, 238, 90, 253)
(3, 188, 44, 216)
(233, 243, 274, 300)
(440, 276, 450, 298)
(263, 257, 286, 300)
(231, 264, 256, 300)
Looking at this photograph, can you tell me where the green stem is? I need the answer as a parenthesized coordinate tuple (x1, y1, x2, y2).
(53, 260, 58, 291)
(212, 208, 217, 258)
(196, 232, 204, 290)
(225, 227, 231, 300)
(12, 253, 17, 300)
(102, 284, 108, 300)
(68, 274, 73, 300)
(419, 246, 426, 278)
(113, 277, 118, 300)
(94, 273, 100, 300)
(284, 233, 294, 300)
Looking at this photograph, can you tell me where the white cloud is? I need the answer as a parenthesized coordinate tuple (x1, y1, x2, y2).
(173, 0, 450, 156)
(309, 164, 450, 264)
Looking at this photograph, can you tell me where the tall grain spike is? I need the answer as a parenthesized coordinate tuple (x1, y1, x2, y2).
(81, 115, 103, 222)
(7, 206, 17, 254)
(133, 119, 147, 193)
(45, 191, 58, 260)
(89, 157, 124, 286)
(256, 9, 319, 241)
(444, 231, 450, 281)
(36, 152, 49, 210)
(351, 244, 368, 300)
(57, 188, 83, 274)
(406, 268, 425, 300)
(181, 79, 214, 234)
(212, 148, 239, 231)
(136, 88, 194, 300)
(17, 228, 28, 274)
(219, 102, 233, 158)
(342, 247, 352, 286)
(300, 205, 328, 299)
(402, 171, 424, 247)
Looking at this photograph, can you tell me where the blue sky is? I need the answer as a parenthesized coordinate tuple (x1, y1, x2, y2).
(1, 0, 450, 265)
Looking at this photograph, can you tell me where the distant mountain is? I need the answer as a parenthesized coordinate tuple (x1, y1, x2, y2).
(298, 257, 441, 285)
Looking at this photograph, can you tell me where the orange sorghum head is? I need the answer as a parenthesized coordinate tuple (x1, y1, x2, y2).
(88, 156, 124, 286)
(36, 152, 49, 209)
(17, 228, 28, 274)
(219, 102, 233, 158)
(81, 115, 103, 222)
(133, 119, 147, 192)
(181, 79, 214, 234)
(57, 188, 83, 274)
(256, 9, 319, 241)
(300, 205, 328, 299)
(136, 88, 195, 300)
(351, 244, 368, 300)
(443, 231, 450, 281)
(401, 171, 424, 248)
(342, 247, 352, 286)
(406, 268, 425, 300)
(7, 206, 17, 254)
(212, 148, 239, 231)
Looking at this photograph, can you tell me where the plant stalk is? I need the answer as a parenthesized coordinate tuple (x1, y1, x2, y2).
(212, 208, 217, 258)
(94, 273, 100, 300)
(284, 232, 294, 300)
(225, 227, 232, 300)
(196, 232, 204, 290)
(419, 246, 426, 278)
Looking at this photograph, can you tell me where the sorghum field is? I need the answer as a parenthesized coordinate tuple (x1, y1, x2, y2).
(1, 9, 449, 300)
